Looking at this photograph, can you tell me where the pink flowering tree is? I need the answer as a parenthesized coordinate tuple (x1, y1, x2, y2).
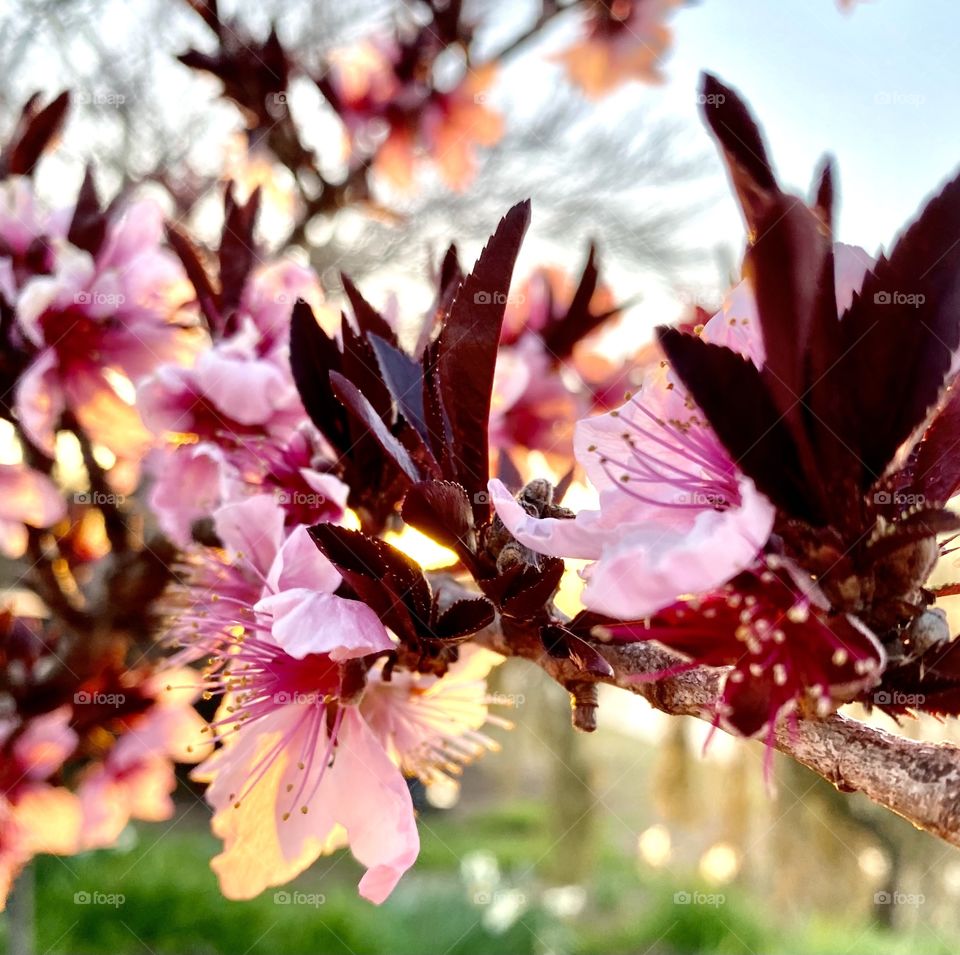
(4, 0, 960, 925)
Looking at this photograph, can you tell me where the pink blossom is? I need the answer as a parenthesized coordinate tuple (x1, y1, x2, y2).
(490, 249, 873, 619)
(1, 707, 82, 909)
(13, 199, 194, 456)
(0, 462, 66, 558)
(0, 177, 67, 303)
(77, 669, 210, 850)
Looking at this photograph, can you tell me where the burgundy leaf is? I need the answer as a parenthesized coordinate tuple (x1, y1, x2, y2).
(289, 300, 348, 449)
(540, 244, 613, 360)
(500, 558, 565, 619)
(340, 321, 394, 423)
(1, 91, 70, 177)
(166, 224, 221, 331)
(835, 169, 960, 483)
(434, 598, 495, 641)
(401, 480, 477, 559)
(437, 200, 531, 524)
(329, 371, 420, 483)
(699, 73, 777, 230)
(656, 327, 816, 522)
(309, 524, 431, 639)
(369, 333, 429, 441)
(342, 274, 397, 345)
(911, 382, 960, 504)
(219, 184, 261, 316)
(66, 168, 107, 257)
(810, 154, 835, 232)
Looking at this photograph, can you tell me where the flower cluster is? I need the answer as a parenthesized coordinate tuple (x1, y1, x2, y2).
(493, 76, 960, 735)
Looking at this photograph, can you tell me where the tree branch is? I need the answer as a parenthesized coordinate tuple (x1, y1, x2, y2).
(469, 604, 960, 849)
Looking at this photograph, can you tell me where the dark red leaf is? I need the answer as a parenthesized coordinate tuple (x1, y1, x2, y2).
(500, 557, 565, 618)
(329, 371, 420, 483)
(1, 91, 70, 177)
(699, 73, 777, 230)
(342, 274, 397, 345)
(289, 300, 348, 448)
(437, 200, 531, 524)
(401, 480, 477, 562)
(309, 524, 432, 640)
(656, 327, 816, 522)
(434, 598, 495, 641)
(219, 184, 261, 316)
(166, 224, 221, 332)
(911, 382, 960, 504)
(66, 167, 107, 257)
(540, 244, 613, 360)
(369, 333, 429, 442)
(835, 169, 960, 483)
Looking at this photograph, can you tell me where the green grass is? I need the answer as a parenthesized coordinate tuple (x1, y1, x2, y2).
(2, 800, 958, 954)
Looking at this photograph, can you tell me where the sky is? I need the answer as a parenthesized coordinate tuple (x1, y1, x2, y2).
(659, 0, 960, 252)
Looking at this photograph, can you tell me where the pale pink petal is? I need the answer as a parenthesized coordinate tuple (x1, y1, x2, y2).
(0, 464, 65, 528)
(488, 477, 605, 559)
(13, 706, 78, 779)
(581, 478, 775, 619)
(266, 524, 341, 594)
(255, 589, 392, 661)
(14, 350, 64, 453)
(149, 445, 225, 546)
(213, 496, 286, 577)
(197, 350, 296, 426)
(328, 709, 419, 904)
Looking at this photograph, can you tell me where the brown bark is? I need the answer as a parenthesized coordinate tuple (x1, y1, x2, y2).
(471, 610, 960, 849)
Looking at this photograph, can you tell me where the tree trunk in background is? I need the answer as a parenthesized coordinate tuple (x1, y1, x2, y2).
(7, 863, 35, 955)
(539, 679, 597, 884)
